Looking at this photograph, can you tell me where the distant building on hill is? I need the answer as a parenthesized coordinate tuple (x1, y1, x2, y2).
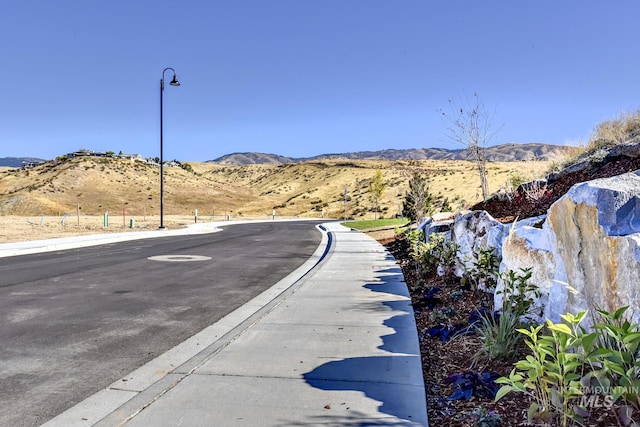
(117, 153, 146, 163)
(66, 149, 106, 158)
(21, 160, 46, 169)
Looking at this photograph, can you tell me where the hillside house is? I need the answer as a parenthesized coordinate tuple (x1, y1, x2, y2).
(21, 160, 46, 169)
(118, 153, 146, 163)
(66, 149, 106, 158)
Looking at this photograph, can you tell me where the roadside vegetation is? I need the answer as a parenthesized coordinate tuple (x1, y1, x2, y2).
(342, 218, 408, 231)
(388, 226, 640, 426)
(384, 110, 640, 426)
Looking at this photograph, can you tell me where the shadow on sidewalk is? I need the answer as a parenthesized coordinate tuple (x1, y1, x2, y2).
(278, 409, 418, 427)
(300, 267, 427, 426)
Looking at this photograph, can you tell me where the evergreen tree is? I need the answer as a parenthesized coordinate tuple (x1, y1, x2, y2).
(402, 172, 434, 224)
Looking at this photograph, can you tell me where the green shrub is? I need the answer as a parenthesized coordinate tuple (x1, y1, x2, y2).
(463, 247, 500, 292)
(508, 170, 528, 188)
(497, 267, 540, 318)
(427, 232, 459, 276)
(497, 307, 640, 425)
(474, 407, 502, 427)
(495, 311, 596, 426)
(588, 307, 640, 418)
(398, 228, 452, 274)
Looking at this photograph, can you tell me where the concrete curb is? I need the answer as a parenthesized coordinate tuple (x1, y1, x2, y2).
(0, 218, 325, 258)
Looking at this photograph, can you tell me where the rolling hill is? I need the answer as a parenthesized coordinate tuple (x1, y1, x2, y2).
(0, 155, 551, 220)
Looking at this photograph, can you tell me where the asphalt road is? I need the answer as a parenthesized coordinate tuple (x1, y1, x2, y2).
(0, 221, 324, 427)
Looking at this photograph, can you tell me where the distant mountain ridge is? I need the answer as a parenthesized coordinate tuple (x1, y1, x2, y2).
(210, 143, 565, 165)
(210, 152, 294, 165)
(3, 143, 566, 167)
(0, 157, 46, 167)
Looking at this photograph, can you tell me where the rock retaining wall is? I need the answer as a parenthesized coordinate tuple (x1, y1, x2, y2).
(449, 170, 640, 324)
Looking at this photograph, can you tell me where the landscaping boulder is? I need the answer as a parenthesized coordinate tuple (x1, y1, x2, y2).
(546, 170, 640, 324)
(496, 219, 556, 323)
(451, 210, 505, 278)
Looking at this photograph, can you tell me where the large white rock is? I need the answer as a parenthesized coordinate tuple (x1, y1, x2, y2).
(495, 220, 556, 323)
(451, 171, 640, 324)
(546, 171, 640, 324)
(451, 210, 505, 279)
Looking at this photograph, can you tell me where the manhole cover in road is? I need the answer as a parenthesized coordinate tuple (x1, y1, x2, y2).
(147, 255, 212, 262)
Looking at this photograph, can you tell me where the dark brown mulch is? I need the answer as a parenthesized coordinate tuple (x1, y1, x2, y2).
(382, 238, 530, 426)
(382, 237, 625, 426)
(471, 156, 640, 223)
(378, 152, 640, 425)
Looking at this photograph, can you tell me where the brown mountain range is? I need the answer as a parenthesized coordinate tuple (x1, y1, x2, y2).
(211, 143, 566, 165)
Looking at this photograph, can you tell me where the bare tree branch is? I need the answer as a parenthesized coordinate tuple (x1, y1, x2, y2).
(438, 92, 502, 201)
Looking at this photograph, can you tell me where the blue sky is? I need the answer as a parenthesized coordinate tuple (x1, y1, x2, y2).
(1, 1, 639, 161)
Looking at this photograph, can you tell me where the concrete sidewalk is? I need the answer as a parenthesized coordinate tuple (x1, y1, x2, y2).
(41, 221, 428, 426)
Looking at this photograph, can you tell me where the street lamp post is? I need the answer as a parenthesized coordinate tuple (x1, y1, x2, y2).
(159, 67, 180, 229)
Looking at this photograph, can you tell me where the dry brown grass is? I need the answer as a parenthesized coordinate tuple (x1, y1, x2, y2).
(0, 156, 551, 239)
(544, 110, 640, 174)
(0, 214, 209, 243)
(193, 158, 550, 219)
(590, 109, 640, 146)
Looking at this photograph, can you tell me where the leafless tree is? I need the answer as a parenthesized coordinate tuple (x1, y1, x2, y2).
(439, 93, 502, 202)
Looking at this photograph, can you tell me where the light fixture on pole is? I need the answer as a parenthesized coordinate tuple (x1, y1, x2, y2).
(159, 67, 180, 229)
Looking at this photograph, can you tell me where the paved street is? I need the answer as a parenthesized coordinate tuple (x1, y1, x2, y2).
(0, 221, 323, 427)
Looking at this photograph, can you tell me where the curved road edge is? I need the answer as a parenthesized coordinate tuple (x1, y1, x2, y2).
(0, 218, 324, 258)
(41, 221, 336, 427)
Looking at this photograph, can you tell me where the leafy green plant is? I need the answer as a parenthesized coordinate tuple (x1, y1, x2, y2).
(397, 227, 422, 246)
(404, 231, 434, 272)
(474, 407, 502, 427)
(508, 170, 528, 188)
(429, 306, 458, 323)
(497, 267, 540, 318)
(426, 232, 459, 276)
(463, 246, 500, 292)
(400, 228, 458, 275)
(588, 306, 640, 418)
(495, 311, 595, 427)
